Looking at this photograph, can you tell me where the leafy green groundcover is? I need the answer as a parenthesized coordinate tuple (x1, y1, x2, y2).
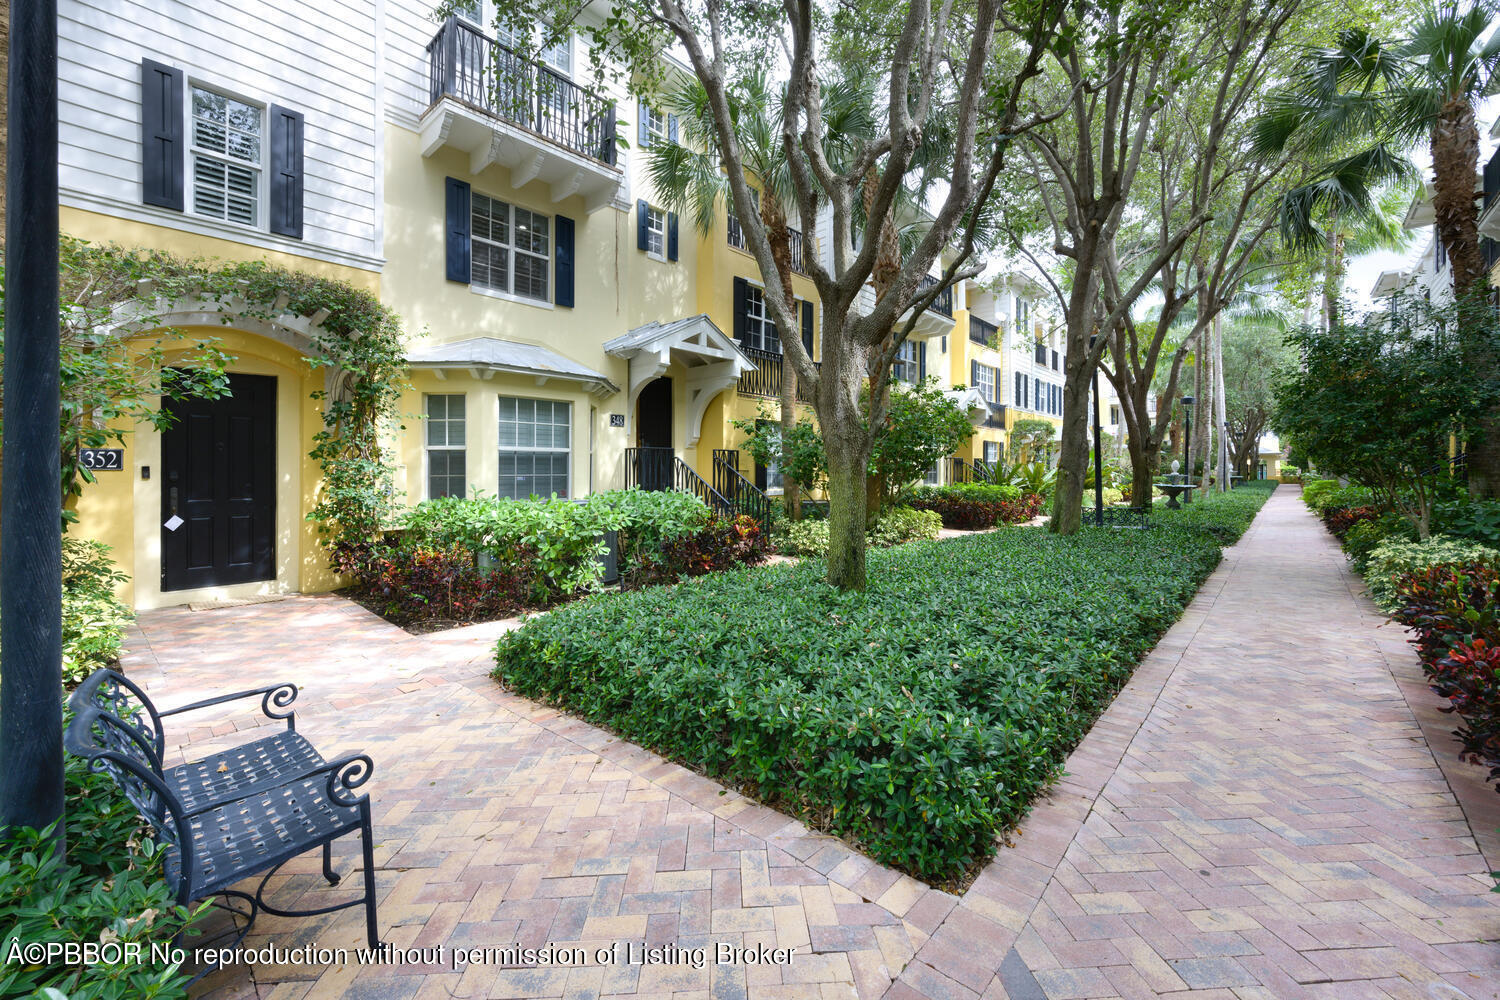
(493, 485, 1275, 882)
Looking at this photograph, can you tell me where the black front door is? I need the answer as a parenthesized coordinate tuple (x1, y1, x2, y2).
(161, 373, 277, 591)
(636, 377, 673, 491)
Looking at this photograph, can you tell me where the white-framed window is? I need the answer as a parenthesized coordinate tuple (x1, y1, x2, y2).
(1110, 404, 1121, 426)
(540, 30, 571, 76)
(644, 104, 669, 145)
(472, 193, 550, 301)
(894, 340, 919, 384)
(189, 84, 262, 227)
(983, 440, 999, 465)
(1017, 299, 1030, 329)
(757, 422, 784, 494)
(975, 363, 997, 403)
(498, 397, 570, 499)
(744, 285, 780, 353)
(924, 462, 941, 486)
(455, 0, 482, 22)
(645, 206, 666, 258)
(426, 394, 467, 499)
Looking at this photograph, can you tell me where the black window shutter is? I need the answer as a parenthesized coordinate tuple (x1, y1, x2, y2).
(667, 212, 679, 261)
(555, 214, 575, 308)
(667, 113, 678, 144)
(971, 360, 979, 386)
(637, 200, 649, 251)
(638, 101, 650, 147)
(268, 105, 304, 239)
(140, 59, 184, 211)
(918, 342, 927, 383)
(732, 277, 748, 344)
(445, 177, 471, 283)
(801, 300, 813, 356)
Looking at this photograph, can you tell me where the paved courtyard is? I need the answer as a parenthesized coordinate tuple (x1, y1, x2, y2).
(121, 487, 1500, 999)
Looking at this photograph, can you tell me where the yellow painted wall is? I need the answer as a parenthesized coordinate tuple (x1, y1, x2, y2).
(59, 208, 380, 293)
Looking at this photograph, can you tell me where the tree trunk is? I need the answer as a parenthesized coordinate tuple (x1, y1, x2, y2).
(1049, 370, 1093, 534)
(1321, 213, 1342, 333)
(764, 204, 802, 520)
(862, 169, 902, 518)
(822, 376, 873, 590)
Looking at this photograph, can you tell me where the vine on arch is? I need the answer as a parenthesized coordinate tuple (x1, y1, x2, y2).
(1, 237, 409, 567)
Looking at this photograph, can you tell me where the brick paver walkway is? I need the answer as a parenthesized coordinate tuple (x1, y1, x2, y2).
(120, 487, 1499, 999)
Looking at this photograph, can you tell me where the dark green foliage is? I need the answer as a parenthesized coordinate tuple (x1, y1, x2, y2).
(1434, 498, 1500, 548)
(0, 753, 204, 999)
(1342, 513, 1416, 573)
(908, 483, 1041, 529)
(60, 538, 134, 687)
(493, 487, 1273, 881)
(629, 515, 771, 587)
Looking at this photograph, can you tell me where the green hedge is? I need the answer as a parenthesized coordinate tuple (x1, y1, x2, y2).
(494, 486, 1273, 881)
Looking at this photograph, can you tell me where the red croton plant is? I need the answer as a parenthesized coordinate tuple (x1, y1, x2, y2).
(1391, 565, 1500, 784)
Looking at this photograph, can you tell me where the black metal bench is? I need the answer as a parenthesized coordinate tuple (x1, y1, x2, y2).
(64, 668, 380, 962)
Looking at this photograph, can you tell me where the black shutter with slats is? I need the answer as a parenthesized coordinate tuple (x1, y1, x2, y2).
(141, 59, 184, 211)
(555, 214, 575, 308)
(445, 177, 471, 283)
(638, 101, 650, 147)
(918, 342, 927, 383)
(801, 300, 813, 357)
(971, 360, 979, 387)
(667, 212, 678, 261)
(732, 277, 748, 345)
(637, 200, 649, 251)
(268, 106, 304, 239)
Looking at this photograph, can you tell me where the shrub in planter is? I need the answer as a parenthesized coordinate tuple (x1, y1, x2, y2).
(1365, 536, 1500, 612)
(363, 545, 530, 624)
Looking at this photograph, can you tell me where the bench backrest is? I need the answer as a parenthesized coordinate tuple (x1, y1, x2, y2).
(63, 705, 186, 891)
(68, 668, 167, 767)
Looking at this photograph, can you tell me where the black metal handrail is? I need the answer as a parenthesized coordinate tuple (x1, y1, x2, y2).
(427, 18, 617, 166)
(970, 316, 998, 345)
(916, 274, 954, 318)
(727, 215, 813, 275)
(737, 345, 817, 402)
(712, 449, 772, 524)
(623, 448, 733, 515)
(945, 457, 998, 484)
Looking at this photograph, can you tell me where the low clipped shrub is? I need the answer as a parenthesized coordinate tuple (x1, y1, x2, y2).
(1155, 483, 1277, 544)
(868, 507, 942, 547)
(909, 484, 1043, 530)
(1342, 512, 1415, 573)
(493, 486, 1271, 881)
(363, 544, 532, 624)
(1364, 536, 1500, 612)
(1, 750, 204, 999)
(777, 507, 941, 556)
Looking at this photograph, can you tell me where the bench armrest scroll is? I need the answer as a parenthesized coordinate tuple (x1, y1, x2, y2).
(156, 683, 301, 729)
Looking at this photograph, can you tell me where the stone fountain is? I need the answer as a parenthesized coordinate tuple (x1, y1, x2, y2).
(1155, 460, 1197, 510)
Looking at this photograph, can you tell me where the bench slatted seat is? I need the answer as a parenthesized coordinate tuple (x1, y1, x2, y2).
(64, 669, 380, 962)
(70, 668, 326, 813)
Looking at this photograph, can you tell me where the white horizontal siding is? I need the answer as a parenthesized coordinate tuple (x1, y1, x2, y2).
(60, 0, 381, 267)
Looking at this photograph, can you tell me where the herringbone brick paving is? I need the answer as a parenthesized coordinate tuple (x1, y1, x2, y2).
(121, 487, 1499, 999)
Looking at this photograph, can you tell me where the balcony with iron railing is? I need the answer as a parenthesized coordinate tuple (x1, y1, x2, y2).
(1481, 147, 1500, 241)
(727, 215, 814, 275)
(736, 346, 818, 402)
(898, 274, 955, 342)
(422, 18, 621, 212)
(969, 316, 999, 346)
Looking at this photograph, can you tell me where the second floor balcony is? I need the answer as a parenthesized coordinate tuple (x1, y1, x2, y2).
(1482, 148, 1500, 243)
(423, 18, 621, 213)
(727, 214, 814, 275)
(736, 345, 817, 402)
(902, 274, 955, 341)
(970, 316, 998, 347)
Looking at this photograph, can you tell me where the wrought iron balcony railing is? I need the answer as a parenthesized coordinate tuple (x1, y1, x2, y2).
(736, 345, 818, 402)
(427, 18, 617, 166)
(916, 274, 953, 317)
(727, 215, 813, 275)
(970, 316, 998, 346)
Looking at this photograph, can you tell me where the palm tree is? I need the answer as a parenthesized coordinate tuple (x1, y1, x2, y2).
(1252, 5, 1500, 494)
(647, 72, 807, 515)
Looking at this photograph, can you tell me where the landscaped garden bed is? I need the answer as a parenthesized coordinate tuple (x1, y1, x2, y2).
(493, 483, 1276, 884)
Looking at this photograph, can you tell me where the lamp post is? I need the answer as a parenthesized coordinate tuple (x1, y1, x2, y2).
(1180, 395, 1194, 505)
(1089, 334, 1103, 527)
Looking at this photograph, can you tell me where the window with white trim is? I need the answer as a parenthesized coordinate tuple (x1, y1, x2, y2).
(498, 397, 571, 499)
(975, 363, 997, 403)
(758, 422, 784, 494)
(190, 85, 262, 227)
(540, 31, 571, 76)
(426, 394, 467, 499)
(983, 440, 999, 465)
(645, 206, 666, 258)
(455, 0, 481, 21)
(644, 104, 668, 145)
(471, 193, 550, 301)
(894, 340, 919, 384)
(744, 285, 781, 353)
